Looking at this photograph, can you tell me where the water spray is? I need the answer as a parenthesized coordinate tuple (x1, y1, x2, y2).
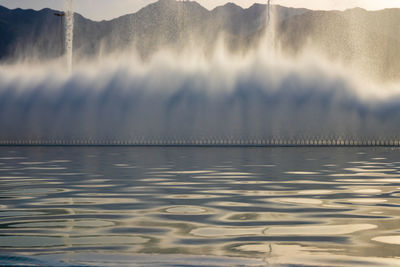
(1, 0, 399, 147)
(64, 0, 74, 73)
(267, 0, 271, 26)
(178, 0, 187, 46)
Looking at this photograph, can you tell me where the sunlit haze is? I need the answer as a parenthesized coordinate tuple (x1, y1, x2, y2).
(0, 0, 399, 20)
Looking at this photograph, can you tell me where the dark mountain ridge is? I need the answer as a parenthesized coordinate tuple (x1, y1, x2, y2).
(0, 1, 399, 81)
(0, 1, 270, 61)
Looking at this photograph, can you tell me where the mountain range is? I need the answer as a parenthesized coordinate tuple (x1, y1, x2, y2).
(0, 0, 399, 81)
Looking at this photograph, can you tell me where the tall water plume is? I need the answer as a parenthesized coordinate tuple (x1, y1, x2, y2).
(264, 0, 277, 52)
(0, 0, 399, 146)
(64, 0, 74, 73)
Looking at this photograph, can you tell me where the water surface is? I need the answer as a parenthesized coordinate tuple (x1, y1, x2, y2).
(1, 147, 400, 266)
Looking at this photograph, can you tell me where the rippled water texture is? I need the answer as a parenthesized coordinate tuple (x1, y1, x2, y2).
(1, 147, 400, 266)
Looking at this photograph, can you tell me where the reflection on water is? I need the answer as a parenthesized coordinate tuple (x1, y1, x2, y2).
(1, 147, 400, 266)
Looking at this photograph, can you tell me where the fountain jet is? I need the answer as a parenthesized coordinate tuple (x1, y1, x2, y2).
(64, 0, 74, 73)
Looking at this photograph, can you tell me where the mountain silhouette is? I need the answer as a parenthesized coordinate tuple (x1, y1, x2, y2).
(0, 0, 399, 81)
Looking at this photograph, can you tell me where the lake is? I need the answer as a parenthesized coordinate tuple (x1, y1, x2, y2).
(1, 146, 400, 266)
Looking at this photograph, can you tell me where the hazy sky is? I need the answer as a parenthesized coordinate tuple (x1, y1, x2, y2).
(0, 0, 399, 21)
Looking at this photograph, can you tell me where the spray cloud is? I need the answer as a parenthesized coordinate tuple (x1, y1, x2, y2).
(0, 1, 399, 146)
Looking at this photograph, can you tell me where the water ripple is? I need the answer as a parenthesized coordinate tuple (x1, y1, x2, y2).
(1, 147, 400, 266)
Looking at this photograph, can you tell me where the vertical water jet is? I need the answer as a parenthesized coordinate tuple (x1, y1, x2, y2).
(264, 0, 276, 52)
(64, 0, 74, 73)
